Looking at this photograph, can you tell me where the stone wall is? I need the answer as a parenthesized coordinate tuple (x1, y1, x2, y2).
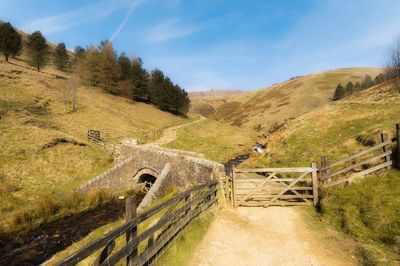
(79, 143, 224, 195)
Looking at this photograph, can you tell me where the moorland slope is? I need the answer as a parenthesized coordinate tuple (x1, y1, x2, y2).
(210, 68, 382, 131)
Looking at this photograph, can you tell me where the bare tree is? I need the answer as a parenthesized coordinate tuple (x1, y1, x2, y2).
(54, 79, 79, 113)
(385, 35, 400, 93)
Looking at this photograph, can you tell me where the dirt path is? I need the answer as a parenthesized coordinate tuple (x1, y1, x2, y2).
(149, 115, 205, 146)
(189, 207, 358, 266)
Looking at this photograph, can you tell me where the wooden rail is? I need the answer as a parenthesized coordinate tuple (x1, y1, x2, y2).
(230, 163, 319, 207)
(320, 125, 399, 189)
(55, 180, 218, 266)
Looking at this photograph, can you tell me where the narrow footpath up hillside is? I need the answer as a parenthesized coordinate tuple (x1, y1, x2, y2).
(150, 115, 206, 146)
(190, 207, 358, 266)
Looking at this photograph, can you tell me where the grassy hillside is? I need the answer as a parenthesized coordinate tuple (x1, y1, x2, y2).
(243, 81, 399, 168)
(0, 58, 189, 235)
(211, 68, 382, 131)
(163, 118, 256, 163)
(241, 82, 400, 263)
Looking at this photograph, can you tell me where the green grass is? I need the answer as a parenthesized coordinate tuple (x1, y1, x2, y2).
(164, 118, 256, 163)
(153, 209, 215, 266)
(321, 170, 400, 265)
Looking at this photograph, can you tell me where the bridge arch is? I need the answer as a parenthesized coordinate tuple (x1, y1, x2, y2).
(133, 168, 160, 188)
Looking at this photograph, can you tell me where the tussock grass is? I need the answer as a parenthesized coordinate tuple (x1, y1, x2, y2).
(321, 170, 400, 264)
(164, 118, 256, 162)
(1, 189, 115, 240)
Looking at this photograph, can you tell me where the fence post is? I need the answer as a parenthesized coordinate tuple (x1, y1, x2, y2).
(126, 196, 137, 266)
(311, 162, 319, 207)
(396, 124, 400, 170)
(381, 132, 391, 169)
(320, 156, 331, 183)
(231, 166, 236, 208)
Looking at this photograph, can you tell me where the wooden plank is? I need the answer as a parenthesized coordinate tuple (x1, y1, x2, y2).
(397, 124, 400, 170)
(218, 176, 227, 205)
(235, 167, 316, 173)
(311, 162, 318, 206)
(235, 178, 311, 182)
(381, 133, 391, 170)
(231, 166, 236, 207)
(235, 187, 313, 191)
(322, 150, 392, 180)
(264, 172, 309, 207)
(237, 201, 311, 207)
(324, 161, 392, 188)
(125, 196, 137, 266)
(322, 139, 393, 170)
(235, 194, 314, 200)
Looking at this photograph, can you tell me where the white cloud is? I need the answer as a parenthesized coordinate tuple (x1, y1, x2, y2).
(23, 0, 146, 34)
(143, 18, 202, 43)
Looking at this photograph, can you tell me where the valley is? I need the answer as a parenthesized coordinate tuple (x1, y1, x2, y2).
(1, 6, 400, 265)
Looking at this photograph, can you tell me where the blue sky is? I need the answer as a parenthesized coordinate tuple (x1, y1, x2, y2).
(1, 0, 400, 91)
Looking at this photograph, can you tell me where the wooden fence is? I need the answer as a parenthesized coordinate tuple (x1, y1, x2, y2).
(87, 129, 101, 143)
(320, 125, 399, 189)
(227, 164, 319, 207)
(223, 123, 400, 207)
(55, 180, 218, 266)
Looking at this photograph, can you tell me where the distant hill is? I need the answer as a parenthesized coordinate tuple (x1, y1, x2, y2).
(189, 90, 245, 116)
(210, 68, 382, 131)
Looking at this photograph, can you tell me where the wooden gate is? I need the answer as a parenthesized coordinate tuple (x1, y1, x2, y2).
(230, 163, 319, 207)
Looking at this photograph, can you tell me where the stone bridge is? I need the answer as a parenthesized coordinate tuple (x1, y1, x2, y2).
(79, 143, 224, 209)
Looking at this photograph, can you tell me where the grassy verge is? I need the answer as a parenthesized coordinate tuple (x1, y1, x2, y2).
(153, 209, 215, 266)
(164, 118, 255, 163)
(320, 169, 400, 264)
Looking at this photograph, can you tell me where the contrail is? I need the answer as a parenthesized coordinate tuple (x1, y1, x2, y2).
(110, 0, 148, 41)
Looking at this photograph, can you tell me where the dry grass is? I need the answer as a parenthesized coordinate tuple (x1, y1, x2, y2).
(0, 58, 190, 235)
(242, 81, 400, 168)
(211, 68, 382, 130)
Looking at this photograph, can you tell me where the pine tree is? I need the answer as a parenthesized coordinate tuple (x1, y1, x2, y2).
(333, 84, 345, 101)
(361, 74, 375, 90)
(0, 22, 22, 62)
(148, 69, 165, 105)
(118, 53, 131, 80)
(345, 81, 354, 95)
(98, 41, 119, 94)
(132, 57, 149, 101)
(26, 31, 49, 71)
(354, 81, 361, 92)
(77, 45, 101, 86)
(374, 74, 385, 84)
(74, 46, 86, 60)
(53, 42, 69, 71)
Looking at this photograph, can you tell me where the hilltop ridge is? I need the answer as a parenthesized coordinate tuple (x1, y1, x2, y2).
(203, 68, 382, 131)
